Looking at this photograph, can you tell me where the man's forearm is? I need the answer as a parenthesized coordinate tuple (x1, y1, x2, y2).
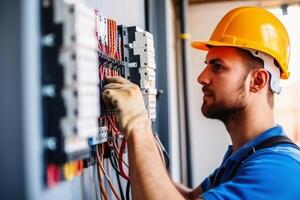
(127, 124, 185, 200)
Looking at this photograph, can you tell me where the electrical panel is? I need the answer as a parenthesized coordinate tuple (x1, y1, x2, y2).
(122, 26, 157, 120)
(41, 0, 158, 189)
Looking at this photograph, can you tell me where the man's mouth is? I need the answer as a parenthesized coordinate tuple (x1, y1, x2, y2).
(202, 87, 213, 96)
(203, 94, 212, 98)
(203, 94, 213, 103)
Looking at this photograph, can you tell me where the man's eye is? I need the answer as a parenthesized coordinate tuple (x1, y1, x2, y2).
(212, 63, 223, 71)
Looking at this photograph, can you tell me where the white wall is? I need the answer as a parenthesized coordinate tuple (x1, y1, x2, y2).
(187, 1, 258, 186)
(86, 0, 145, 27)
(270, 5, 300, 144)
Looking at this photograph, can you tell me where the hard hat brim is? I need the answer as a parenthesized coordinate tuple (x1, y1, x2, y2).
(191, 40, 234, 51)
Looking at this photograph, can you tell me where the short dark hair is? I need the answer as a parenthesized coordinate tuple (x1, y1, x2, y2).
(237, 47, 274, 108)
(238, 48, 264, 72)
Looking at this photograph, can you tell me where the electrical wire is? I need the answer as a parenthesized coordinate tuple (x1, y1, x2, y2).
(126, 181, 131, 200)
(154, 137, 166, 166)
(96, 148, 113, 200)
(109, 152, 122, 177)
(153, 133, 170, 169)
(162, 149, 170, 170)
(118, 138, 130, 181)
(111, 150, 129, 179)
(96, 145, 121, 200)
(107, 115, 120, 135)
(97, 144, 109, 200)
(113, 140, 129, 169)
(115, 160, 127, 200)
(96, 161, 109, 200)
(110, 153, 126, 200)
(93, 166, 100, 200)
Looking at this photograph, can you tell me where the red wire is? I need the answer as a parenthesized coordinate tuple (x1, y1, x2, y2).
(113, 140, 120, 154)
(118, 138, 130, 181)
(100, 62, 107, 80)
(113, 140, 129, 169)
(112, 115, 120, 135)
(104, 115, 112, 133)
(107, 115, 120, 135)
(112, 115, 120, 134)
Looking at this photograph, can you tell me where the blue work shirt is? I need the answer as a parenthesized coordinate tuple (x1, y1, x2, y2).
(201, 125, 300, 200)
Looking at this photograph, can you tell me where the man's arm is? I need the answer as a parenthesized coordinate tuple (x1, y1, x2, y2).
(127, 124, 204, 200)
(103, 76, 203, 200)
(126, 123, 183, 199)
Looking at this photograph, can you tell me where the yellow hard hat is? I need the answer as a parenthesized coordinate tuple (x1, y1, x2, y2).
(191, 6, 290, 79)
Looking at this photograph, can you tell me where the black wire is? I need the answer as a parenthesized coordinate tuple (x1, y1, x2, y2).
(163, 149, 170, 170)
(126, 181, 131, 200)
(109, 152, 122, 176)
(115, 164, 126, 200)
(110, 152, 126, 200)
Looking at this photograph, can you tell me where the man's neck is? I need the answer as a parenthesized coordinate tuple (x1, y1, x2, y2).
(225, 106, 276, 152)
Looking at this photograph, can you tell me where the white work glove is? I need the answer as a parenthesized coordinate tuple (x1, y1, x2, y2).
(102, 76, 150, 138)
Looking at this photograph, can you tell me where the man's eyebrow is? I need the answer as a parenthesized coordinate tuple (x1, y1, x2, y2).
(204, 58, 224, 64)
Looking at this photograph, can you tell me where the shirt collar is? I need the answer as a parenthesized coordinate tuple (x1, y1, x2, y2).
(226, 125, 286, 162)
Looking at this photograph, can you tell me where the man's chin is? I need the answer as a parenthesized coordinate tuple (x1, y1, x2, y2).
(201, 105, 223, 120)
(201, 105, 214, 118)
(201, 104, 246, 123)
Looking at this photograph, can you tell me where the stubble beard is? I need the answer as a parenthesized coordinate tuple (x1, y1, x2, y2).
(201, 80, 247, 124)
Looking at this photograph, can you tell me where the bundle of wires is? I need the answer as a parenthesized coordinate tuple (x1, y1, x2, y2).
(96, 144, 124, 200)
(109, 141, 131, 200)
(95, 137, 131, 200)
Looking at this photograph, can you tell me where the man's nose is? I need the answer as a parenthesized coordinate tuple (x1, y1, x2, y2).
(197, 66, 210, 85)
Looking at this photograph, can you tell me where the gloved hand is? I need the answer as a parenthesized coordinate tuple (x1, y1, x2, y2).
(102, 76, 150, 138)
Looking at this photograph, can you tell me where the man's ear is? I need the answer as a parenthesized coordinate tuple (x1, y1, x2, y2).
(250, 69, 269, 93)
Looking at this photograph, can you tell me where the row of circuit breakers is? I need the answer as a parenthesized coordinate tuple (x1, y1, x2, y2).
(41, 0, 157, 185)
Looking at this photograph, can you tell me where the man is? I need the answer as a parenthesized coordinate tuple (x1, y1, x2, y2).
(103, 6, 300, 200)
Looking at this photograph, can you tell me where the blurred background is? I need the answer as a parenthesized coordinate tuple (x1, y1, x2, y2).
(0, 0, 299, 200)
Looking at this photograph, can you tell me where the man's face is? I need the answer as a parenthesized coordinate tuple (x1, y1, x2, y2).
(197, 47, 250, 122)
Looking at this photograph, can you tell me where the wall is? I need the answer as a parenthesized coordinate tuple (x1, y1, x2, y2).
(86, 0, 145, 27)
(270, 5, 300, 145)
(187, 1, 258, 186)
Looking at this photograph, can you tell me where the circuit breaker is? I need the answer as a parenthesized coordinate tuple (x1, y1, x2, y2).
(122, 26, 157, 120)
(41, 0, 158, 187)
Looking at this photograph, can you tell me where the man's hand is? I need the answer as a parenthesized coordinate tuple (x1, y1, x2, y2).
(102, 76, 150, 138)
